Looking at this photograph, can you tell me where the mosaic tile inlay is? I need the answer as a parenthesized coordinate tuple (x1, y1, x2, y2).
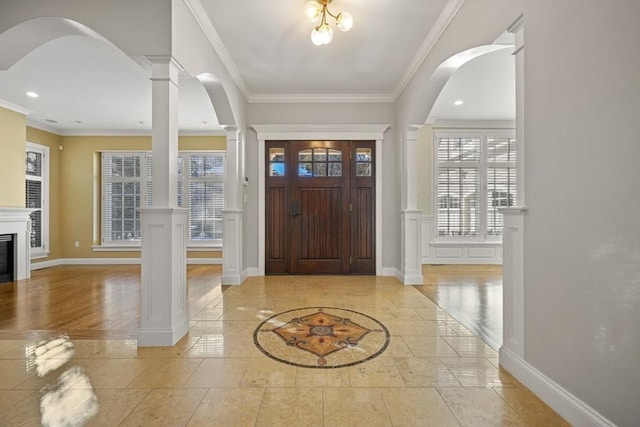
(254, 307, 390, 368)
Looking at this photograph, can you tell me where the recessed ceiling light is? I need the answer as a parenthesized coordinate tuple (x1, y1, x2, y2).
(45, 119, 58, 123)
(137, 121, 144, 125)
(74, 121, 84, 124)
(26, 91, 39, 98)
(454, 100, 464, 106)
(202, 121, 208, 125)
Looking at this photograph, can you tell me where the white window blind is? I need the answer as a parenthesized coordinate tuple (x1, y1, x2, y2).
(25, 144, 48, 255)
(102, 151, 225, 245)
(435, 132, 517, 239)
(102, 153, 148, 242)
(436, 137, 481, 237)
(486, 136, 517, 236)
(184, 153, 225, 241)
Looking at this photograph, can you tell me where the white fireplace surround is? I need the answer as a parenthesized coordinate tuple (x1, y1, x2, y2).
(0, 207, 35, 281)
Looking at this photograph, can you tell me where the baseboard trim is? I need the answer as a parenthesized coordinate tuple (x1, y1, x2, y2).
(499, 346, 616, 427)
(187, 258, 222, 265)
(31, 257, 223, 268)
(31, 259, 63, 270)
(63, 258, 141, 265)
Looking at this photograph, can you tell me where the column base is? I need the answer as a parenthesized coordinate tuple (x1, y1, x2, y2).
(401, 209, 424, 285)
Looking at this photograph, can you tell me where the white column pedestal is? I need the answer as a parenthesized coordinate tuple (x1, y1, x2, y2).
(138, 208, 189, 346)
(221, 209, 243, 285)
(401, 209, 424, 285)
(499, 206, 527, 359)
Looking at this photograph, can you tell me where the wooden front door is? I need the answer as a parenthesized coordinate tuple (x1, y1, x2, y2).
(265, 140, 375, 275)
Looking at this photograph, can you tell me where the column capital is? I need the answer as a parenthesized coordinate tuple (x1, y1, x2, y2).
(404, 125, 422, 142)
(146, 56, 183, 83)
(222, 125, 239, 138)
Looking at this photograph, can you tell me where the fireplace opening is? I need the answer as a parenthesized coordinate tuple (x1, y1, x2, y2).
(0, 234, 15, 283)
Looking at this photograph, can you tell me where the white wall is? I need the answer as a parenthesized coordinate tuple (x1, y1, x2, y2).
(398, 1, 640, 426)
(245, 102, 397, 271)
(522, 2, 640, 426)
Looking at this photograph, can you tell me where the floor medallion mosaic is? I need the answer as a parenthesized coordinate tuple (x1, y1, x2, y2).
(253, 307, 390, 368)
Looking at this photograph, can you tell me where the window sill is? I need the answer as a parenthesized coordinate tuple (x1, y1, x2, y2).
(93, 244, 222, 252)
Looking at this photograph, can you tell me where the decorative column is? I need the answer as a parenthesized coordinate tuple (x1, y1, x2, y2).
(400, 126, 423, 285)
(500, 16, 527, 363)
(221, 126, 244, 285)
(137, 57, 189, 347)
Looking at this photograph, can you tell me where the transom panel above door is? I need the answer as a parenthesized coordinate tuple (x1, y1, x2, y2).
(265, 140, 375, 275)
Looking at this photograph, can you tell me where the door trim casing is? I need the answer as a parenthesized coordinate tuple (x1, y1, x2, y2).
(253, 124, 389, 276)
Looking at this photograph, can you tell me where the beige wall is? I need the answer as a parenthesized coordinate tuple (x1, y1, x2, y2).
(0, 107, 27, 207)
(26, 127, 62, 261)
(416, 125, 433, 215)
(58, 135, 225, 259)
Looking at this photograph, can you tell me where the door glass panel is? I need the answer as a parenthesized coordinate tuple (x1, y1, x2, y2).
(356, 163, 371, 176)
(356, 148, 372, 176)
(298, 163, 312, 176)
(313, 148, 327, 162)
(328, 163, 342, 176)
(269, 148, 286, 176)
(328, 149, 342, 161)
(298, 149, 312, 162)
(313, 163, 327, 176)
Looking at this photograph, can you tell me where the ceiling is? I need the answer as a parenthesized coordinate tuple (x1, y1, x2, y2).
(0, 0, 514, 134)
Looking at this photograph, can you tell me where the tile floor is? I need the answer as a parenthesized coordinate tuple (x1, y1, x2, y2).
(0, 275, 569, 426)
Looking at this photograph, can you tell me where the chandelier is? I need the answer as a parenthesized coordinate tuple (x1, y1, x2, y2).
(304, 0, 353, 46)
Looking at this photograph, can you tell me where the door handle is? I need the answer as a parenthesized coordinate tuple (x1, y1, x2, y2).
(292, 202, 301, 217)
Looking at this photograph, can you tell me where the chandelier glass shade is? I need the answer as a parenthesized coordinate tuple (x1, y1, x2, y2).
(304, 0, 353, 46)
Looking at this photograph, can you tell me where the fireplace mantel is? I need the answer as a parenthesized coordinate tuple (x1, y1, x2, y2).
(0, 207, 35, 281)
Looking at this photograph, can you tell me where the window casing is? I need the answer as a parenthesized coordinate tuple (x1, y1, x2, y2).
(101, 151, 225, 247)
(435, 131, 516, 240)
(25, 143, 49, 258)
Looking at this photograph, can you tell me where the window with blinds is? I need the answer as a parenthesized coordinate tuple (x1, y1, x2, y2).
(435, 132, 517, 239)
(102, 151, 225, 245)
(25, 145, 48, 254)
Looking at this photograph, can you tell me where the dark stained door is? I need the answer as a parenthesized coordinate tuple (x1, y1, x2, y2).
(265, 140, 375, 275)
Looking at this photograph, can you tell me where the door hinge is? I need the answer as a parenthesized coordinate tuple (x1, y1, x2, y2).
(349, 255, 352, 264)
(349, 203, 352, 212)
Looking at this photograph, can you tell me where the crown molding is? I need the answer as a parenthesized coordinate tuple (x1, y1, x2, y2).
(392, 0, 466, 101)
(183, 0, 250, 102)
(26, 119, 61, 134)
(251, 124, 390, 141)
(0, 99, 33, 115)
(247, 93, 395, 104)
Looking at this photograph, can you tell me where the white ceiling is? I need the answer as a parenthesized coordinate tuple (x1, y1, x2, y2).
(0, 0, 514, 134)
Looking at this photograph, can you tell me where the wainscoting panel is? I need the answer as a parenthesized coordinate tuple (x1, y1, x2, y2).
(421, 215, 503, 264)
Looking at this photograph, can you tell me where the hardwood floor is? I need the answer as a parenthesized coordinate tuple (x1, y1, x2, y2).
(415, 264, 503, 349)
(0, 264, 222, 340)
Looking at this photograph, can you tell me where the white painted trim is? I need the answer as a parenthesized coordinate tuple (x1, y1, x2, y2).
(63, 258, 142, 265)
(187, 258, 222, 265)
(499, 347, 616, 427)
(244, 267, 259, 277)
(31, 257, 222, 266)
(31, 258, 62, 270)
(392, 0, 466, 100)
(253, 124, 389, 277)
(433, 120, 515, 129)
(0, 99, 32, 115)
(248, 93, 394, 104)
(421, 215, 503, 264)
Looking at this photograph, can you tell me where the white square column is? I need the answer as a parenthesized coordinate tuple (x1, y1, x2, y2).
(221, 126, 244, 285)
(138, 208, 189, 346)
(138, 56, 188, 346)
(400, 126, 424, 284)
